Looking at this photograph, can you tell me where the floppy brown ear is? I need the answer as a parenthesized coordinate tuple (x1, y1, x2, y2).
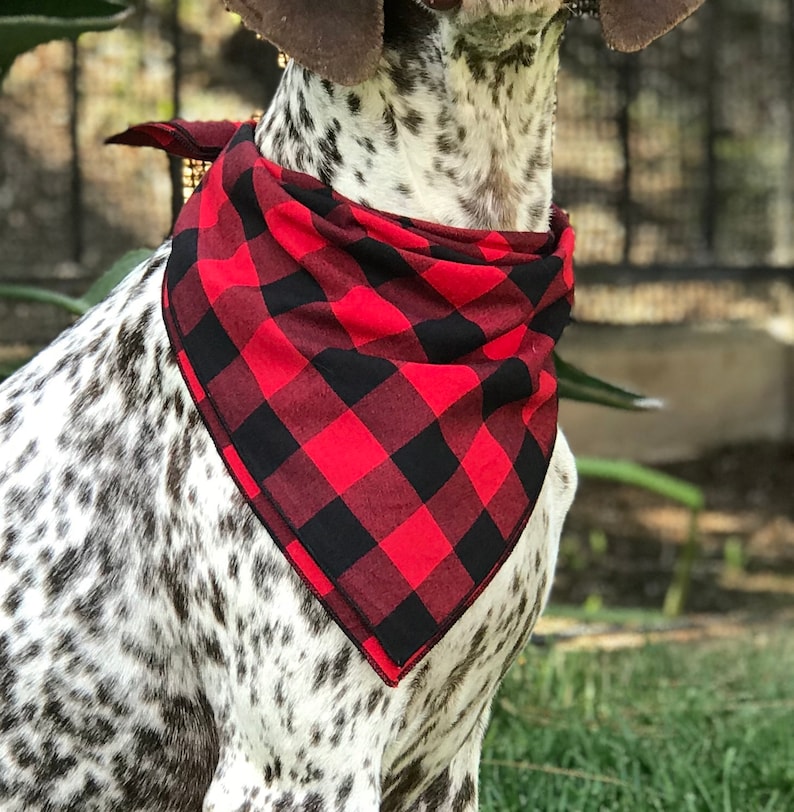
(223, 0, 384, 85)
(599, 0, 707, 52)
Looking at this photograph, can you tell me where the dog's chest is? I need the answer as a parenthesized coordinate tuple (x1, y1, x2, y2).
(0, 249, 573, 808)
(178, 421, 565, 807)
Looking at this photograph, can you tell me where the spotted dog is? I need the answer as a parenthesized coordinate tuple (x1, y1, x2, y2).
(0, 1, 705, 809)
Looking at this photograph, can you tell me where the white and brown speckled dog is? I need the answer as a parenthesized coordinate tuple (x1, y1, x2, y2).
(0, 1, 704, 809)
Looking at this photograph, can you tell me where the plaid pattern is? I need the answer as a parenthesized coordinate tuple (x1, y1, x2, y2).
(129, 121, 574, 685)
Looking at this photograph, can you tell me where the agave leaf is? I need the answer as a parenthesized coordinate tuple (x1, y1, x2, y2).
(576, 456, 705, 511)
(555, 352, 663, 411)
(0, 0, 131, 81)
(0, 283, 85, 315)
(0, 359, 27, 381)
(0, 248, 150, 318)
(79, 248, 152, 310)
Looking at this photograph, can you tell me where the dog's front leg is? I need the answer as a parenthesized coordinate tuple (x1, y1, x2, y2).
(203, 727, 382, 811)
(194, 541, 394, 812)
(381, 705, 489, 812)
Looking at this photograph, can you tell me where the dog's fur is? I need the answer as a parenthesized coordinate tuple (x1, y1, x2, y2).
(0, 1, 703, 809)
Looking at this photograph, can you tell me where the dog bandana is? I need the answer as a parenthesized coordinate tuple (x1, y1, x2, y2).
(111, 120, 575, 686)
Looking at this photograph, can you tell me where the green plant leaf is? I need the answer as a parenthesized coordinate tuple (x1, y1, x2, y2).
(575, 456, 705, 512)
(0, 283, 85, 315)
(0, 248, 150, 317)
(0, 0, 131, 80)
(79, 248, 152, 309)
(0, 359, 27, 380)
(0, 247, 149, 382)
(555, 353, 662, 411)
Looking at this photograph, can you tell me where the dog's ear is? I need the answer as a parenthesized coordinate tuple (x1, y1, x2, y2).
(599, 0, 706, 52)
(223, 0, 384, 85)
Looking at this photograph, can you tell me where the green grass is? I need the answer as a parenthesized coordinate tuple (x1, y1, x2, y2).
(480, 627, 794, 811)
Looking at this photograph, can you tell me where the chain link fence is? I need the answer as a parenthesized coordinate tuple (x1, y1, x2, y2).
(556, 1, 794, 323)
(558, 1, 794, 269)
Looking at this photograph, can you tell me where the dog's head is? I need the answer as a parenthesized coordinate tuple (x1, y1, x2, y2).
(223, 0, 706, 85)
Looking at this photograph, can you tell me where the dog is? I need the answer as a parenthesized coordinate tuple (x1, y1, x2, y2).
(0, 1, 705, 809)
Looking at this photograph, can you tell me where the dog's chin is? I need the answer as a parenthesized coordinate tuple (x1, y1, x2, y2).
(410, 0, 566, 21)
(459, 0, 565, 20)
(444, 0, 565, 58)
(435, 0, 566, 50)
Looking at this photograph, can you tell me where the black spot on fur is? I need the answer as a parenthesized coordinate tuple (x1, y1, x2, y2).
(382, 106, 399, 143)
(0, 404, 21, 434)
(331, 648, 350, 685)
(162, 561, 189, 623)
(0, 635, 15, 705)
(36, 740, 78, 781)
(336, 774, 354, 807)
(3, 585, 22, 615)
(209, 573, 226, 626)
(116, 318, 147, 373)
(227, 552, 240, 581)
(166, 434, 191, 504)
(297, 89, 315, 132)
(402, 108, 424, 135)
(12, 737, 36, 769)
(317, 123, 344, 186)
(366, 687, 383, 716)
(45, 546, 81, 598)
(418, 769, 452, 806)
(42, 693, 76, 736)
(382, 759, 425, 812)
(298, 589, 332, 635)
(346, 92, 361, 114)
(388, 61, 416, 96)
(202, 632, 225, 664)
(301, 792, 325, 812)
(312, 656, 330, 691)
(453, 774, 476, 811)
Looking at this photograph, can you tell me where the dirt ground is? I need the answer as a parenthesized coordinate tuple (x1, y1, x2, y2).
(558, 441, 794, 618)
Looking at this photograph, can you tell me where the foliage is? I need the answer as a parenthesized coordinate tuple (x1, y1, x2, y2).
(575, 457, 704, 616)
(575, 458, 703, 512)
(0, 0, 131, 83)
(0, 249, 150, 317)
(0, 249, 150, 379)
(556, 354, 662, 411)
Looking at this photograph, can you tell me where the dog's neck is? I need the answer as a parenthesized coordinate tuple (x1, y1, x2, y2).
(256, 8, 568, 233)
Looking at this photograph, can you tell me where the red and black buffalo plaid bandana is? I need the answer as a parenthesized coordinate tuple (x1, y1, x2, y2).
(112, 120, 575, 685)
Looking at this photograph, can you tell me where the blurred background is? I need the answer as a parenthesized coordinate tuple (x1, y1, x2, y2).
(1, 1, 792, 805)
